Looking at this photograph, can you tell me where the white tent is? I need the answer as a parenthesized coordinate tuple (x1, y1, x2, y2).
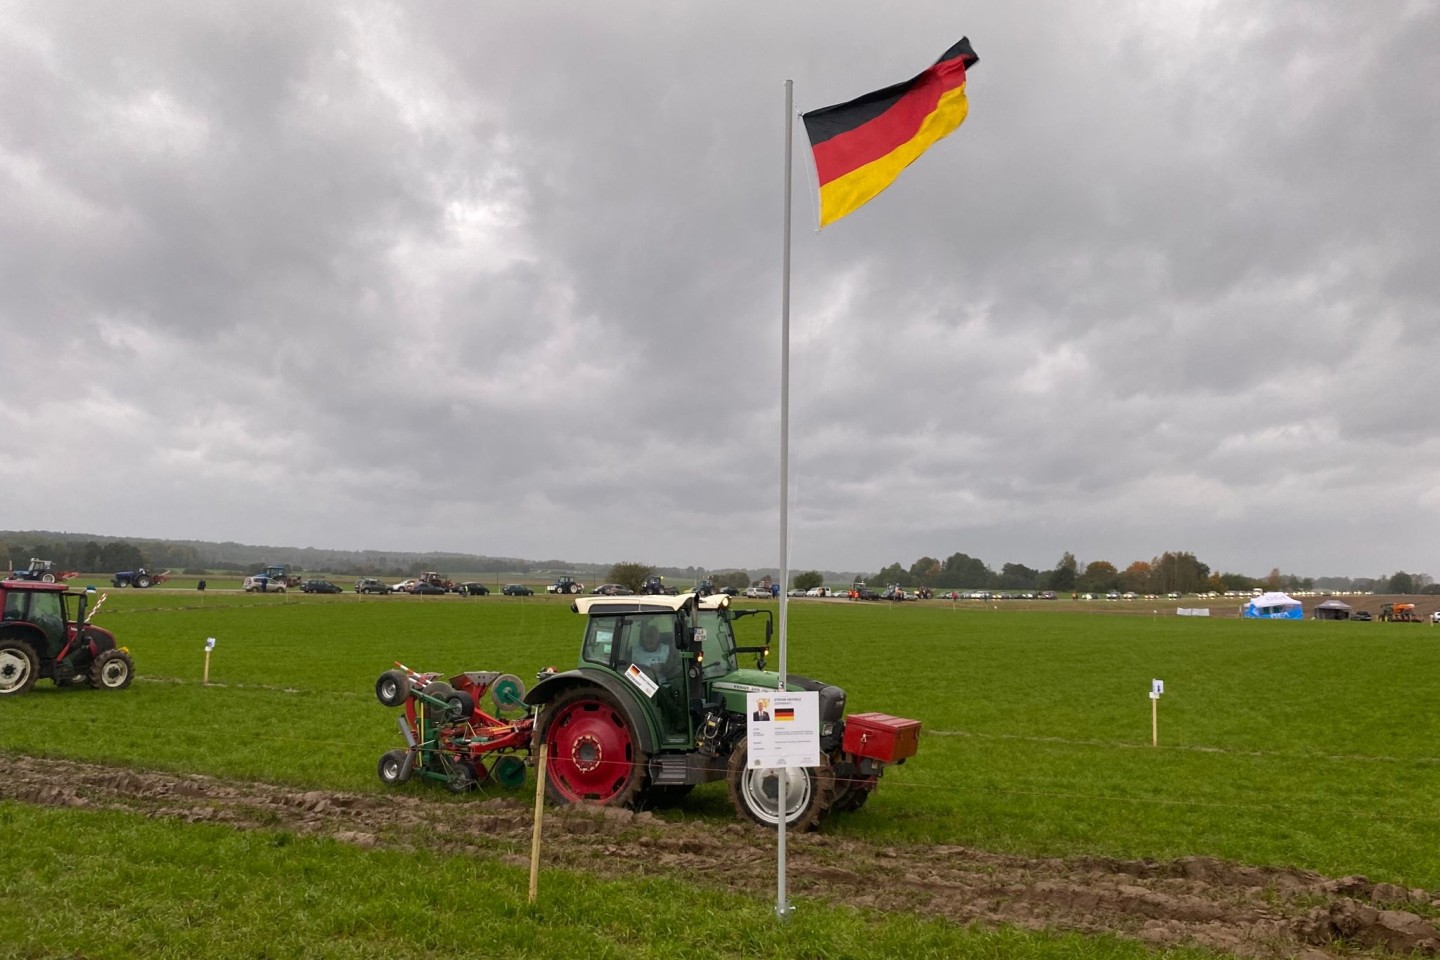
(1243, 592, 1303, 620)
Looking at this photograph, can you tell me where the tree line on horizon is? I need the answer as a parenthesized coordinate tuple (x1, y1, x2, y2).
(3, 531, 1433, 596)
(850, 551, 1437, 597)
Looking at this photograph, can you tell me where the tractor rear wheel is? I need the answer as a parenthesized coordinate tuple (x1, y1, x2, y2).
(375, 670, 410, 706)
(88, 649, 134, 690)
(136, 575, 151, 588)
(726, 738, 833, 831)
(0, 639, 39, 697)
(377, 749, 411, 784)
(539, 685, 648, 807)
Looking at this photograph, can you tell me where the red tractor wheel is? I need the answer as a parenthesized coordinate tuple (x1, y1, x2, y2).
(726, 738, 833, 831)
(0, 639, 39, 697)
(540, 686, 647, 807)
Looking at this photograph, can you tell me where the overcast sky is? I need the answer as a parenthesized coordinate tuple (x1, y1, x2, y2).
(3, 1, 1437, 579)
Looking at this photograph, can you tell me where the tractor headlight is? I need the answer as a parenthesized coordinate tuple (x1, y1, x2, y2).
(821, 722, 835, 738)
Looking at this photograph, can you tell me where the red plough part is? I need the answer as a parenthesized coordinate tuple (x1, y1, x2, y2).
(373, 663, 537, 792)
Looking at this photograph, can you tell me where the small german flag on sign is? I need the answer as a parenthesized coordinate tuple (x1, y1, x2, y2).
(774, 707, 795, 722)
(802, 38, 978, 227)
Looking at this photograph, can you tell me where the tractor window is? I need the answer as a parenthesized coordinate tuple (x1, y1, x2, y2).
(2, 591, 24, 621)
(581, 615, 623, 667)
(624, 614, 680, 679)
(26, 591, 65, 649)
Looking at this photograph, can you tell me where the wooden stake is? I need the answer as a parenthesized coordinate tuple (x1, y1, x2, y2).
(203, 650, 211, 685)
(1151, 696, 1158, 747)
(528, 742, 547, 903)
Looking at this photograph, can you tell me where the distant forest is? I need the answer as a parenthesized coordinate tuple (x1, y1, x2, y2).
(0, 530, 793, 584)
(1, 530, 1431, 594)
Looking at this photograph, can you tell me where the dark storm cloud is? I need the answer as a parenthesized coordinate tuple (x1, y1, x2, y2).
(2, 0, 1436, 579)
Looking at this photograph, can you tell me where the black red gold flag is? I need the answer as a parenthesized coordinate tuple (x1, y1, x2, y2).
(802, 38, 978, 227)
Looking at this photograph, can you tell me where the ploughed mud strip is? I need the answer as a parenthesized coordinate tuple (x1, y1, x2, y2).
(4, 753, 1438, 959)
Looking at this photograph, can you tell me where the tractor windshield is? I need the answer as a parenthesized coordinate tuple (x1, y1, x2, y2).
(695, 609, 737, 680)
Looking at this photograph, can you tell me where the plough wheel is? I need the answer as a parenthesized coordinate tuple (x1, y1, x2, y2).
(726, 738, 832, 831)
(539, 686, 647, 806)
(490, 673, 527, 718)
(377, 749, 411, 785)
(491, 755, 527, 789)
(375, 670, 410, 707)
(445, 759, 477, 793)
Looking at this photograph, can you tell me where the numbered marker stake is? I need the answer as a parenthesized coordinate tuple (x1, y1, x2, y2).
(1149, 679, 1164, 746)
(204, 637, 216, 684)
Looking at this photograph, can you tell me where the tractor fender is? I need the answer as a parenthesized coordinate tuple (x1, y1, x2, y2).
(523, 669, 659, 754)
(0, 623, 47, 650)
(79, 625, 118, 655)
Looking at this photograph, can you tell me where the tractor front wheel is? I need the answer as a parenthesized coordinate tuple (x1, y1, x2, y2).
(830, 773, 878, 813)
(0, 639, 39, 697)
(539, 686, 648, 807)
(726, 738, 833, 831)
(88, 649, 134, 690)
(135, 575, 151, 588)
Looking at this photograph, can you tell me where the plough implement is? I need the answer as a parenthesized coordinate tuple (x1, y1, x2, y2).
(373, 663, 538, 792)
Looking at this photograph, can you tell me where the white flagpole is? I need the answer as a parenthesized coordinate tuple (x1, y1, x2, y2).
(775, 77, 795, 922)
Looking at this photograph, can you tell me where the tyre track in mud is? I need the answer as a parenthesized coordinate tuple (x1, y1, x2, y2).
(4, 753, 1438, 959)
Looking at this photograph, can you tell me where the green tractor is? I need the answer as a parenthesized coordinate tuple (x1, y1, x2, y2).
(525, 592, 919, 830)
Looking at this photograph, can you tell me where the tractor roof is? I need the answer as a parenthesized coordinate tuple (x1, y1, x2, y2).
(0, 579, 73, 593)
(571, 592, 730, 615)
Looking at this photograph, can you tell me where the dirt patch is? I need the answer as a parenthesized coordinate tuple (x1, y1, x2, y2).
(4, 752, 1438, 958)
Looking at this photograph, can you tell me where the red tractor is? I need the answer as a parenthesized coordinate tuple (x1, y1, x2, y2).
(416, 572, 460, 593)
(0, 581, 133, 696)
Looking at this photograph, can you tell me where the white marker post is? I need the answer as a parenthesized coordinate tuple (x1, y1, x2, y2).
(1149, 678, 1164, 746)
(204, 637, 216, 684)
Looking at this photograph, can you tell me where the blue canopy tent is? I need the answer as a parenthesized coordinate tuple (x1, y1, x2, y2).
(1242, 592, 1304, 620)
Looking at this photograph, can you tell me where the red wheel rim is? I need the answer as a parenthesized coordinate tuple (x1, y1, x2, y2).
(545, 697, 637, 802)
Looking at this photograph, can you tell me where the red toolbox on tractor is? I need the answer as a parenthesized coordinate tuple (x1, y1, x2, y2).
(843, 712, 921, 763)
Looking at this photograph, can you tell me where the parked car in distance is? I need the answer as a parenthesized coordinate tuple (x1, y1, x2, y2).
(1432, 611, 1440, 624)
(502, 584, 534, 596)
(719, 586, 739, 596)
(1352, 611, 1373, 622)
(354, 577, 388, 594)
(589, 583, 629, 596)
(243, 575, 286, 593)
(743, 586, 768, 599)
(300, 579, 343, 594)
(391, 579, 416, 593)
(456, 582, 489, 596)
(409, 581, 446, 595)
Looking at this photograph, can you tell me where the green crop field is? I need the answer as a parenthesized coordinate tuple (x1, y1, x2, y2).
(4, 590, 1438, 957)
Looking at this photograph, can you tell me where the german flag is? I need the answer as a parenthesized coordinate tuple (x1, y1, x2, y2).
(774, 707, 795, 722)
(802, 38, 978, 227)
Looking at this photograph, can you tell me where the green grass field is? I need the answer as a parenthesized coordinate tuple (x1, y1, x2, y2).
(4, 591, 1438, 956)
